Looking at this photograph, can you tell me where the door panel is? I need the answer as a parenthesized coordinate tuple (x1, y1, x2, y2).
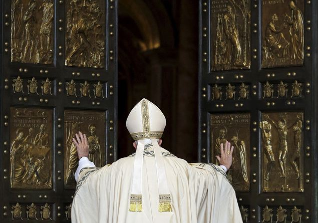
(0, 0, 118, 222)
(199, 0, 315, 222)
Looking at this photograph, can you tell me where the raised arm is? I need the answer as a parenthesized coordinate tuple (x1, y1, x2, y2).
(72, 132, 95, 181)
(216, 141, 234, 171)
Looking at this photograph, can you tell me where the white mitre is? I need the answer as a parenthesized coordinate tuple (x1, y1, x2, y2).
(126, 98, 166, 141)
(126, 99, 172, 213)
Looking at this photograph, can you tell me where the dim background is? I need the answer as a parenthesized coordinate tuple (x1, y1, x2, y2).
(118, 0, 199, 162)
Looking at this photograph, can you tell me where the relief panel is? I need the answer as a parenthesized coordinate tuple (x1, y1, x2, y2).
(65, 0, 106, 68)
(262, 0, 304, 68)
(210, 113, 250, 191)
(261, 112, 304, 192)
(64, 110, 106, 188)
(10, 107, 53, 189)
(210, 0, 251, 71)
(11, 0, 54, 64)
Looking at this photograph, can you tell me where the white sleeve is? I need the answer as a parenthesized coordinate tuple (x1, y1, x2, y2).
(219, 165, 228, 173)
(75, 157, 96, 182)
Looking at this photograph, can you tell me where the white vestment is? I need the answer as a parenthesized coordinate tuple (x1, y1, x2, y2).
(72, 147, 243, 223)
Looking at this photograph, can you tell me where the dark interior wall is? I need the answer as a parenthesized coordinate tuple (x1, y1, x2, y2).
(117, 0, 198, 162)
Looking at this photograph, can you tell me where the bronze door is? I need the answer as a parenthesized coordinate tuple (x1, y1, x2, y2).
(0, 0, 118, 222)
(199, 0, 317, 222)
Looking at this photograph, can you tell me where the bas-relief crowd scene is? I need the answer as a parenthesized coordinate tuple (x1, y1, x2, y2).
(211, 0, 304, 70)
(10, 0, 105, 67)
(10, 108, 52, 189)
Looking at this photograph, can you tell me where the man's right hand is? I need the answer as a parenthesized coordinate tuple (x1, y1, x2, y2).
(72, 131, 89, 159)
(216, 141, 234, 170)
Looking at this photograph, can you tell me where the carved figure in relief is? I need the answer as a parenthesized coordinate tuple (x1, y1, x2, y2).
(215, 127, 227, 161)
(28, 77, 39, 95)
(291, 206, 302, 223)
(231, 135, 249, 184)
(11, 0, 23, 60)
(10, 130, 28, 185)
(262, 206, 273, 223)
(238, 83, 249, 100)
(291, 80, 302, 98)
(260, 121, 275, 181)
(23, 128, 35, 145)
(66, 0, 105, 68)
(263, 81, 274, 98)
(80, 81, 91, 97)
(65, 204, 72, 220)
(212, 84, 222, 100)
(66, 80, 77, 97)
(66, 122, 80, 184)
(34, 124, 49, 147)
(285, 1, 304, 62)
(276, 206, 287, 223)
(223, 6, 242, 66)
(87, 125, 101, 167)
(265, 116, 290, 178)
(214, 14, 229, 68)
(225, 83, 235, 100)
(41, 203, 52, 220)
(263, 14, 289, 61)
(27, 203, 38, 220)
(12, 76, 24, 93)
(240, 206, 248, 223)
(277, 81, 288, 98)
(11, 203, 23, 220)
(23, 156, 45, 185)
(39, 0, 54, 63)
(22, 0, 38, 63)
(87, 125, 102, 166)
(41, 78, 52, 95)
(93, 81, 104, 98)
(291, 118, 302, 179)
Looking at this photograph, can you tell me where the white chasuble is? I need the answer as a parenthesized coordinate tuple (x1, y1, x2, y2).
(71, 148, 243, 223)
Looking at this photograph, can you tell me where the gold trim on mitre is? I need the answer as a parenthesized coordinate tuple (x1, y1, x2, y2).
(130, 131, 163, 141)
(141, 99, 150, 132)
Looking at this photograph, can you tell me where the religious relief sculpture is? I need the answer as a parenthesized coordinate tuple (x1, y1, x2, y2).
(211, 84, 222, 100)
(12, 76, 24, 93)
(263, 81, 274, 98)
(276, 206, 287, 223)
(40, 203, 52, 220)
(27, 77, 39, 95)
(26, 203, 38, 220)
(66, 80, 77, 97)
(238, 83, 249, 100)
(11, 203, 23, 220)
(291, 206, 302, 223)
(225, 83, 235, 100)
(10, 108, 52, 189)
(11, 0, 54, 64)
(277, 81, 288, 98)
(291, 80, 302, 98)
(65, 204, 72, 220)
(80, 81, 91, 98)
(41, 78, 53, 95)
(211, 0, 251, 71)
(262, 206, 273, 223)
(240, 206, 248, 223)
(93, 81, 104, 98)
(261, 112, 304, 192)
(64, 110, 106, 188)
(262, 0, 304, 68)
(65, 0, 106, 68)
(211, 113, 250, 191)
